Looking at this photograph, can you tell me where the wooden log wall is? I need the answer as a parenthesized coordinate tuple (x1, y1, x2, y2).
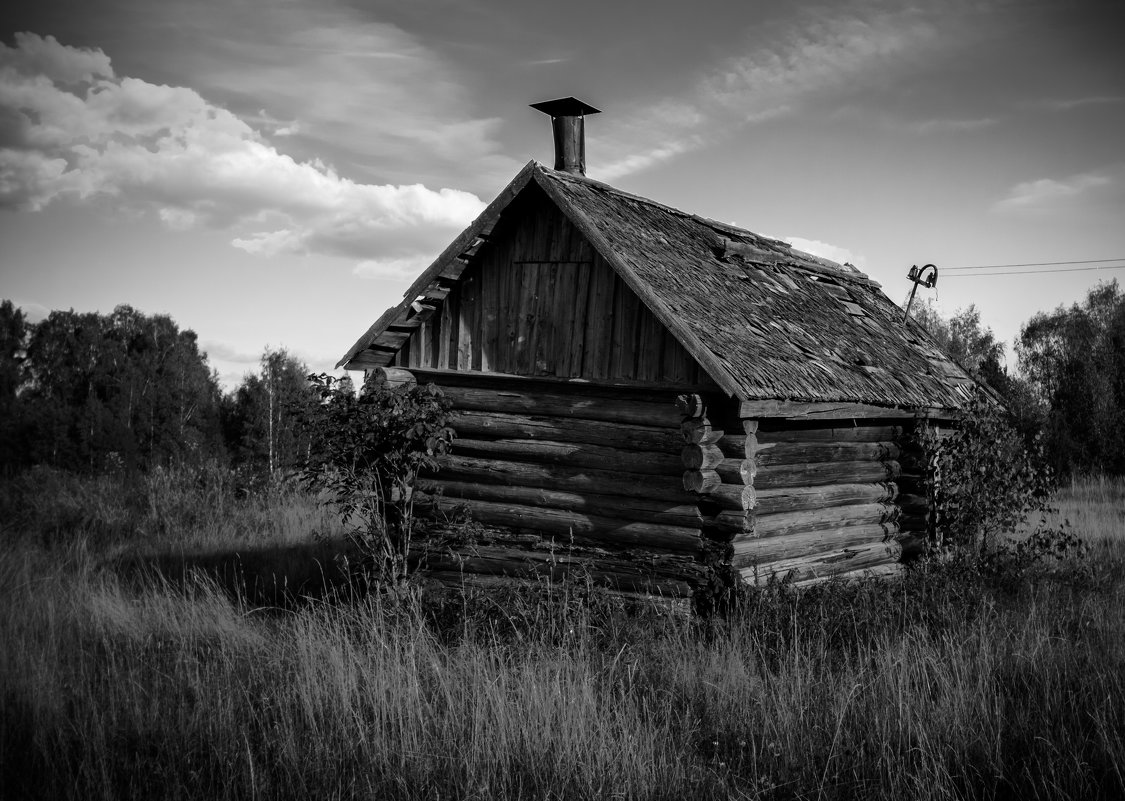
(387, 186, 711, 386)
(408, 369, 709, 599)
(682, 400, 909, 587)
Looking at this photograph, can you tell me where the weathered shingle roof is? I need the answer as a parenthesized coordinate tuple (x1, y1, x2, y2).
(340, 161, 975, 411)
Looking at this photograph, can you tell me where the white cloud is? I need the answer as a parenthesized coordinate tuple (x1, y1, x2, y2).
(202, 339, 344, 390)
(0, 32, 113, 84)
(11, 299, 50, 324)
(192, 16, 515, 187)
(1034, 95, 1124, 112)
(784, 236, 865, 268)
(906, 116, 995, 134)
(353, 255, 435, 279)
(700, 11, 934, 114)
(200, 341, 263, 365)
(593, 6, 938, 180)
(0, 32, 486, 266)
(992, 173, 1111, 213)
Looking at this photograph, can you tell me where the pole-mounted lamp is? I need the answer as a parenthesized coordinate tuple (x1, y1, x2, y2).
(902, 263, 938, 324)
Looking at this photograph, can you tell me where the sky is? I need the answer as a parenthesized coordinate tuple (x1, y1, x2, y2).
(2, 0, 1124, 389)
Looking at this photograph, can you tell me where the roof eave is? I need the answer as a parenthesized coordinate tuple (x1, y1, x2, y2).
(336, 160, 542, 370)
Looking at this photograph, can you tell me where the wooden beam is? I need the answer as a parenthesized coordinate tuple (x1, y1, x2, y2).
(754, 425, 904, 444)
(732, 522, 897, 567)
(419, 496, 701, 553)
(436, 454, 693, 503)
(417, 480, 702, 527)
(681, 444, 725, 470)
(739, 400, 921, 420)
(791, 561, 903, 588)
(750, 483, 898, 515)
(408, 367, 715, 397)
(738, 502, 898, 540)
(755, 460, 901, 489)
(754, 441, 901, 467)
(740, 539, 902, 585)
(682, 470, 721, 493)
(451, 438, 683, 476)
(435, 384, 680, 427)
(449, 410, 678, 453)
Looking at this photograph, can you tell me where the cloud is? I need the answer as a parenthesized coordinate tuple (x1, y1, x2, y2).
(202, 339, 343, 390)
(353, 255, 435, 279)
(187, 14, 516, 187)
(594, 6, 938, 179)
(992, 172, 1111, 213)
(784, 236, 865, 269)
(0, 32, 486, 266)
(11, 299, 50, 324)
(906, 116, 996, 134)
(199, 341, 263, 365)
(1033, 95, 1124, 112)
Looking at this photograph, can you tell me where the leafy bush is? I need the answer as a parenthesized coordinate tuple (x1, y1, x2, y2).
(300, 374, 454, 584)
(915, 391, 1086, 574)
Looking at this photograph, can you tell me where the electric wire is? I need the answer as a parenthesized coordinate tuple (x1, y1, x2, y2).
(943, 257, 1125, 271)
(941, 264, 1125, 278)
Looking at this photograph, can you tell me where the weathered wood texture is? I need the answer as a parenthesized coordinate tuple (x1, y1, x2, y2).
(418, 380, 705, 575)
(699, 410, 912, 586)
(416, 480, 702, 527)
(732, 522, 898, 567)
(754, 424, 904, 443)
(705, 500, 899, 539)
(437, 454, 689, 504)
(791, 561, 904, 587)
(419, 495, 700, 552)
(412, 526, 708, 599)
(450, 410, 678, 452)
(451, 438, 683, 477)
(739, 539, 903, 585)
(390, 188, 712, 386)
(434, 383, 680, 427)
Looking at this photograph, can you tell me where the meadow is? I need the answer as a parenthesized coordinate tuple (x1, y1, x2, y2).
(1, 468, 1122, 800)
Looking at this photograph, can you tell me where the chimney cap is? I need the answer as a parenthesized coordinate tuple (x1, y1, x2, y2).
(530, 97, 601, 117)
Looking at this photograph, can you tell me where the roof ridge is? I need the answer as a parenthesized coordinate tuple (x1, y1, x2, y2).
(539, 164, 873, 286)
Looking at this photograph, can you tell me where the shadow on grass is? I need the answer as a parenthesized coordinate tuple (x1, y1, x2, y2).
(116, 537, 363, 606)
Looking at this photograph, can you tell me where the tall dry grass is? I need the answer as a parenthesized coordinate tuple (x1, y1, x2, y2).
(1, 469, 1123, 800)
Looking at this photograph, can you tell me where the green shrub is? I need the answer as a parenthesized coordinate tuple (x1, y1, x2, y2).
(300, 374, 454, 584)
(915, 391, 1087, 577)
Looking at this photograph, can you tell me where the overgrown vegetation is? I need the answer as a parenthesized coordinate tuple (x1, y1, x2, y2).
(912, 280, 1125, 477)
(2, 289, 1123, 798)
(300, 373, 454, 582)
(1, 470, 1122, 800)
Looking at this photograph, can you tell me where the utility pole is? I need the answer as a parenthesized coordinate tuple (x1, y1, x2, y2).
(902, 264, 939, 324)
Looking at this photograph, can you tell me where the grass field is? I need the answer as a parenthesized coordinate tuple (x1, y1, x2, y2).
(1, 469, 1122, 800)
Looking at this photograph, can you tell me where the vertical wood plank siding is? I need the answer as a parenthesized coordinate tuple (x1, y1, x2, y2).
(392, 189, 702, 385)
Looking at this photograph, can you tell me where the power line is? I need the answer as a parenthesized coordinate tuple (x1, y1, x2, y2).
(944, 257, 1125, 271)
(942, 264, 1125, 278)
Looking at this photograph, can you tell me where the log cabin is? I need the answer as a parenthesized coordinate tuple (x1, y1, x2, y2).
(337, 97, 976, 602)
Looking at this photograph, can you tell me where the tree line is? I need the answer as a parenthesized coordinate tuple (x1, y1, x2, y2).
(0, 300, 330, 476)
(3, 281, 1124, 479)
(912, 279, 1125, 477)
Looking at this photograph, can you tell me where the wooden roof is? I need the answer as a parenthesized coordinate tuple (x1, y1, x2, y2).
(339, 161, 976, 411)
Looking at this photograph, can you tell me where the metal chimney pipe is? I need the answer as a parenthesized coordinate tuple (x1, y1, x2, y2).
(530, 97, 601, 176)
